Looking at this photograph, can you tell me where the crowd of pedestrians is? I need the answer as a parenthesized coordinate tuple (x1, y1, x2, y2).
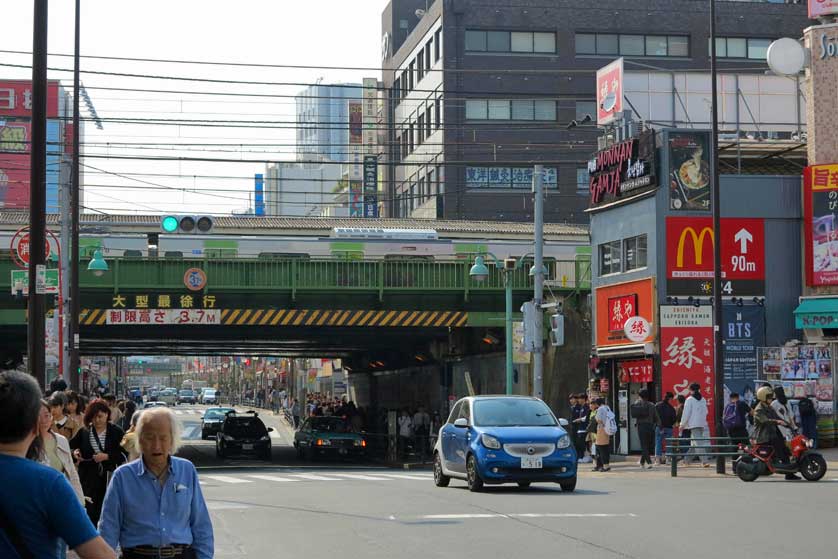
(0, 370, 214, 559)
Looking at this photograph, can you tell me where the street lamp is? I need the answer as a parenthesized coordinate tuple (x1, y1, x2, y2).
(87, 251, 108, 277)
(469, 253, 532, 396)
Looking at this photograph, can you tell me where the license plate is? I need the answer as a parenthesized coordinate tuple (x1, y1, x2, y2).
(521, 456, 542, 469)
(243, 444, 254, 451)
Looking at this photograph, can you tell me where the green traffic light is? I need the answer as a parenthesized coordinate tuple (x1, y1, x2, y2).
(161, 216, 179, 233)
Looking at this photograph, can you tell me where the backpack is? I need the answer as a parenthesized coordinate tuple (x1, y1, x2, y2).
(722, 402, 744, 430)
(603, 407, 618, 436)
(630, 402, 649, 419)
(798, 397, 815, 417)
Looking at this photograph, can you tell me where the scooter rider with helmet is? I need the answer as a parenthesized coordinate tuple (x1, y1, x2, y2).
(753, 386, 799, 480)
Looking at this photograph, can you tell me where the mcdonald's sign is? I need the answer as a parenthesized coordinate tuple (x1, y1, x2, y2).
(666, 217, 765, 296)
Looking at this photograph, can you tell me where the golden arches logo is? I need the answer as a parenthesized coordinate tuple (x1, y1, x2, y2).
(676, 227, 713, 268)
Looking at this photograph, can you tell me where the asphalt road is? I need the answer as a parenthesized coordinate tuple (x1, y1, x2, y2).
(170, 405, 836, 558)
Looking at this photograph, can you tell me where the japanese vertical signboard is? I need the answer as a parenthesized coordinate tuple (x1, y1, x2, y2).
(660, 305, 716, 433)
(722, 305, 765, 406)
(362, 78, 378, 153)
(348, 101, 363, 144)
(363, 155, 378, 218)
(665, 217, 765, 296)
(667, 130, 711, 211)
(595, 278, 655, 348)
(349, 181, 363, 217)
(804, 163, 838, 286)
(596, 58, 623, 125)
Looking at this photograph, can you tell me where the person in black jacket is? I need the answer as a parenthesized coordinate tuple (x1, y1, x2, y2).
(70, 400, 126, 526)
(655, 392, 677, 465)
(571, 393, 591, 463)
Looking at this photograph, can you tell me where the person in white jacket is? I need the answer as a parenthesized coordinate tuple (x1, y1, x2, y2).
(678, 383, 710, 467)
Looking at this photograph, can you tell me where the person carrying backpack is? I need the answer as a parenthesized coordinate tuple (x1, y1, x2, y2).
(592, 398, 615, 472)
(722, 392, 750, 446)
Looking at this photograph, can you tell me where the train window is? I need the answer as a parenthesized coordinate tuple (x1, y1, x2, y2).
(164, 251, 184, 259)
(257, 252, 310, 260)
(204, 248, 238, 258)
(123, 249, 143, 258)
(383, 254, 434, 261)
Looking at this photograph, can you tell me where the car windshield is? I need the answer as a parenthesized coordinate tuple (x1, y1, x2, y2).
(180, 390, 194, 396)
(473, 398, 557, 427)
(310, 417, 348, 432)
(225, 417, 267, 437)
(204, 408, 233, 420)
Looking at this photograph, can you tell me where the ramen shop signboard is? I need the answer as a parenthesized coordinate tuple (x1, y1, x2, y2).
(804, 163, 838, 286)
(587, 130, 656, 210)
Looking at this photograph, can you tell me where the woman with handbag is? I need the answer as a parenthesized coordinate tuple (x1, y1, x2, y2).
(70, 400, 126, 526)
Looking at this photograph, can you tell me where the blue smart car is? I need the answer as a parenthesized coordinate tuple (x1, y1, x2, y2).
(433, 396, 577, 492)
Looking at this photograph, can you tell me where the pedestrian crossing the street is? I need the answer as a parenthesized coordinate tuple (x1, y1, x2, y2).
(200, 472, 432, 486)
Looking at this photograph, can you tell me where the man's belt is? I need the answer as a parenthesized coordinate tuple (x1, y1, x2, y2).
(121, 544, 192, 559)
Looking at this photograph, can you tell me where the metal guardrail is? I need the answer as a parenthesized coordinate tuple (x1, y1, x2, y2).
(664, 437, 743, 477)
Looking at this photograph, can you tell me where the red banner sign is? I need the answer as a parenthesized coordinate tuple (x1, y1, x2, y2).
(596, 58, 623, 125)
(0, 81, 60, 118)
(621, 359, 653, 383)
(665, 216, 765, 295)
(660, 305, 716, 434)
(804, 164, 838, 286)
(607, 294, 637, 332)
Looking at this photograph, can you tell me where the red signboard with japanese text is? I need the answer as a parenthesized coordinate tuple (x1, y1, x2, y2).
(804, 164, 838, 286)
(620, 359, 653, 383)
(0, 121, 31, 209)
(595, 277, 655, 348)
(596, 58, 623, 126)
(666, 216, 765, 296)
(660, 305, 716, 434)
(0, 81, 60, 118)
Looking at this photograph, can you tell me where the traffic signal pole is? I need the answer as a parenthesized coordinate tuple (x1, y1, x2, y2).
(533, 165, 545, 399)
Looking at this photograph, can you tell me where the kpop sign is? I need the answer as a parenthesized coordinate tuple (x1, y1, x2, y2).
(660, 305, 716, 433)
(588, 129, 656, 209)
(596, 58, 623, 125)
(105, 309, 220, 325)
(809, 0, 838, 19)
(804, 164, 838, 286)
(666, 217, 765, 296)
(595, 277, 655, 348)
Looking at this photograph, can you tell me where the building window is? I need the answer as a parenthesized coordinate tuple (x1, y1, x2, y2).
(435, 97, 442, 129)
(419, 176, 426, 204)
(577, 33, 689, 57)
(465, 99, 556, 121)
(393, 78, 401, 102)
(624, 235, 648, 271)
(428, 168, 436, 197)
(417, 51, 424, 82)
(435, 28, 442, 61)
(575, 100, 597, 121)
(576, 168, 590, 194)
(466, 30, 557, 54)
(408, 62, 414, 91)
(712, 37, 772, 60)
(417, 114, 425, 144)
(599, 240, 622, 276)
(425, 38, 433, 69)
(408, 123, 414, 153)
(466, 166, 558, 188)
(425, 106, 433, 137)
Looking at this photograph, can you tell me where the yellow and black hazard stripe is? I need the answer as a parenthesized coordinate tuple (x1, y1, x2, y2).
(80, 309, 469, 327)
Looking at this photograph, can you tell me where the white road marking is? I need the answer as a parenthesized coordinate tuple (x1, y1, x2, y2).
(203, 475, 253, 484)
(420, 513, 637, 520)
(269, 432, 282, 440)
(174, 410, 184, 415)
(246, 474, 299, 483)
(330, 473, 391, 481)
(377, 474, 432, 480)
(289, 473, 342, 481)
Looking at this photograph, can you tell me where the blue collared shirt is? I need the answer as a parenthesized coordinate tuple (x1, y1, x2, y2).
(99, 456, 214, 559)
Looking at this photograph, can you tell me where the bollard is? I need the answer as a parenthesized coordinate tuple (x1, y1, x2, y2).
(671, 438, 678, 477)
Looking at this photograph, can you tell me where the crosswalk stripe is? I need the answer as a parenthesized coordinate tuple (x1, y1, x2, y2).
(377, 474, 431, 480)
(330, 473, 391, 481)
(289, 473, 341, 481)
(204, 475, 252, 484)
(246, 474, 299, 483)
(174, 410, 183, 415)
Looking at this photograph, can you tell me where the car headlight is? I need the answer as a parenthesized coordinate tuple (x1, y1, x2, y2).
(557, 435, 571, 449)
(223, 435, 235, 441)
(481, 434, 501, 450)
(260, 435, 270, 441)
(353, 439, 367, 447)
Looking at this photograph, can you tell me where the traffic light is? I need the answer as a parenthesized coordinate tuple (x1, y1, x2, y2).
(161, 215, 213, 234)
(549, 313, 565, 347)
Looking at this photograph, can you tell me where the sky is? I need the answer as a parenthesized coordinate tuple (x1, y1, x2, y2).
(1, 0, 387, 215)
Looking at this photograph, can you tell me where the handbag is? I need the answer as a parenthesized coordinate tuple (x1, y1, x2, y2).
(0, 506, 34, 559)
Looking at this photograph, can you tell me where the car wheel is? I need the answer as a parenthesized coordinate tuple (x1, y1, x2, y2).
(433, 453, 450, 487)
(466, 455, 484, 492)
(517, 482, 531, 488)
(558, 476, 577, 492)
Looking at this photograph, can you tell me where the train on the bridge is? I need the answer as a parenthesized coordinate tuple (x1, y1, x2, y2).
(0, 228, 588, 264)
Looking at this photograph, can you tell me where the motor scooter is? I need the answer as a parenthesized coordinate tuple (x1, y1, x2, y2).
(735, 434, 827, 482)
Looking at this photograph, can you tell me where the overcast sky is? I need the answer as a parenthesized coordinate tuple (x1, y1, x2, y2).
(2, 0, 386, 215)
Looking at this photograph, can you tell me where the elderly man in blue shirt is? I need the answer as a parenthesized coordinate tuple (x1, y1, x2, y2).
(99, 407, 214, 559)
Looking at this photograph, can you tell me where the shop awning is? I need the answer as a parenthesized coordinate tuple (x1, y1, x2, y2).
(794, 298, 838, 330)
(595, 343, 652, 359)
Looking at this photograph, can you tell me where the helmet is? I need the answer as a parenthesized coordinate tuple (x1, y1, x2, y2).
(756, 386, 774, 403)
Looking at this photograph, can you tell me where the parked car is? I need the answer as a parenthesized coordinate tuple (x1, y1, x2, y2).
(158, 389, 178, 406)
(201, 389, 218, 405)
(294, 416, 366, 460)
(148, 389, 159, 402)
(201, 407, 234, 440)
(178, 389, 197, 405)
(143, 401, 168, 409)
(216, 410, 273, 460)
(433, 396, 577, 492)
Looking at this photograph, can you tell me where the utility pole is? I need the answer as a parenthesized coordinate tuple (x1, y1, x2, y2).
(532, 165, 545, 399)
(69, 0, 82, 391)
(28, 0, 48, 389)
(709, 0, 726, 473)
